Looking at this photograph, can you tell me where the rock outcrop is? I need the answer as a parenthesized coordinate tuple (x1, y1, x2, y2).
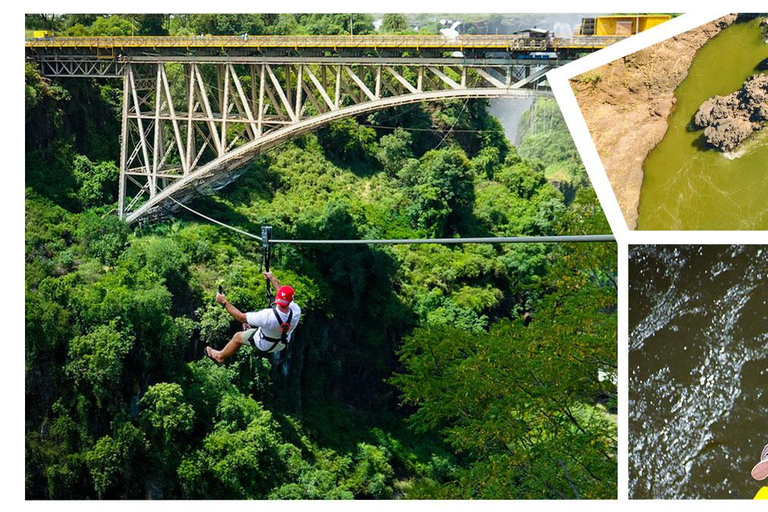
(693, 74, 768, 152)
(571, 14, 737, 229)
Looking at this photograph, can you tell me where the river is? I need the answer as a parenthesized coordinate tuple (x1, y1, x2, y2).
(636, 18, 768, 230)
(629, 245, 768, 499)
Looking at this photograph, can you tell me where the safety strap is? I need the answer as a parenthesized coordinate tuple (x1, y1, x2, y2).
(261, 226, 274, 305)
(259, 307, 293, 353)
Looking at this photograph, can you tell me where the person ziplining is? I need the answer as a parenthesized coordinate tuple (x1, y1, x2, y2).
(180, 220, 611, 364)
(204, 271, 301, 364)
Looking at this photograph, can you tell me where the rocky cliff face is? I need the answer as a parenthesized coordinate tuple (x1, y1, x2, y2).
(571, 15, 737, 229)
(693, 73, 768, 152)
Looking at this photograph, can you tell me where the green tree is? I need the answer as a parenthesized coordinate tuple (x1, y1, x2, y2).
(403, 146, 474, 236)
(496, 151, 547, 200)
(392, 294, 616, 498)
(135, 14, 168, 35)
(25, 14, 62, 31)
(297, 14, 375, 35)
(60, 14, 97, 31)
(177, 402, 289, 499)
(391, 188, 617, 498)
(381, 14, 409, 33)
(88, 15, 135, 36)
(375, 127, 414, 176)
(122, 236, 191, 297)
(71, 154, 118, 209)
(182, 14, 266, 35)
(346, 443, 395, 498)
(518, 97, 588, 191)
(85, 422, 148, 499)
(317, 118, 377, 164)
(77, 212, 129, 265)
(65, 321, 135, 408)
(140, 383, 195, 445)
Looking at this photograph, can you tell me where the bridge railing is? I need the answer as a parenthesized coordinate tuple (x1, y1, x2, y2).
(25, 34, 623, 51)
(552, 36, 625, 48)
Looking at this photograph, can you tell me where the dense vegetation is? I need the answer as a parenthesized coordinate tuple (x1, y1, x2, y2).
(25, 14, 617, 500)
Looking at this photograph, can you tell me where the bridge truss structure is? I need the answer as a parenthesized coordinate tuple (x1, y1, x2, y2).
(116, 58, 552, 222)
(26, 36, 608, 223)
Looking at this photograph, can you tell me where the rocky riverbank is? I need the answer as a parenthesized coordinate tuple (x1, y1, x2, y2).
(693, 74, 768, 152)
(571, 14, 737, 229)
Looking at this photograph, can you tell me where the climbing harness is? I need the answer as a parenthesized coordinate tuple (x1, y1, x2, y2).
(256, 307, 294, 353)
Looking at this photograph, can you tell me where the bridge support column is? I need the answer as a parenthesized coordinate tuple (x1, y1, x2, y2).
(118, 68, 130, 219)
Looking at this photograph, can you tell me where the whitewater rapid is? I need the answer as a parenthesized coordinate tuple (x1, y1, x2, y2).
(629, 245, 768, 499)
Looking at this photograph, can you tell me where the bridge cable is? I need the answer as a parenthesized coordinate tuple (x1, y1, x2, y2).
(166, 198, 614, 245)
(360, 124, 505, 134)
(434, 97, 470, 150)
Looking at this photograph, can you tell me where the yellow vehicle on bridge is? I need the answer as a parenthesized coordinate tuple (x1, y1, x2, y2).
(576, 14, 672, 36)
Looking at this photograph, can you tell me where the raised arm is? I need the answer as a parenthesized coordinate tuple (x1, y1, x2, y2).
(263, 271, 282, 294)
(215, 292, 247, 323)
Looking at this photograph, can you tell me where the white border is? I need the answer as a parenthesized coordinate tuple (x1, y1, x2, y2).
(14, 3, 768, 510)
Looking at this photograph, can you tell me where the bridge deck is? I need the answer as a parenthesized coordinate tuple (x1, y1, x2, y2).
(25, 34, 624, 53)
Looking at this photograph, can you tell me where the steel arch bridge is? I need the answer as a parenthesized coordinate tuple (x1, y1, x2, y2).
(117, 59, 552, 223)
(25, 35, 592, 223)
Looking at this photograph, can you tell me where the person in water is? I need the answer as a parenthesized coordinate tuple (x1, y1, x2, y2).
(204, 271, 301, 363)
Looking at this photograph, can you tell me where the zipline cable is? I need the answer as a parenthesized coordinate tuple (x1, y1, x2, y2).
(169, 196, 262, 241)
(270, 234, 615, 245)
(167, 198, 615, 245)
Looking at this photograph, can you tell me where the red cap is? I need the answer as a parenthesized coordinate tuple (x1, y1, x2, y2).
(274, 285, 294, 307)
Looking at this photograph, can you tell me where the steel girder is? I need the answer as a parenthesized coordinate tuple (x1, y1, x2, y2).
(33, 56, 127, 78)
(117, 59, 553, 223)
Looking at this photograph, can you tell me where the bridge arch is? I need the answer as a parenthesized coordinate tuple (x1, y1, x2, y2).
(125, 86, 548, 223)
(114, 60, 553, 223)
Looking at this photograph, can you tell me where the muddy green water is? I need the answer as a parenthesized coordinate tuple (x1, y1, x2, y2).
(636, 19, 768, 230)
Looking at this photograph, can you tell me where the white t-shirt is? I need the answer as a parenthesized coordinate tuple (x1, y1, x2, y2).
(245, 302, 301, 352)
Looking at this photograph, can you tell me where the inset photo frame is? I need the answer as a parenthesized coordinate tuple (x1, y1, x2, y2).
(549, 12, 768, 233)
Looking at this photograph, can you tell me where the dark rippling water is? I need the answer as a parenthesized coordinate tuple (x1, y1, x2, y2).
(629, 245, 768, 499)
